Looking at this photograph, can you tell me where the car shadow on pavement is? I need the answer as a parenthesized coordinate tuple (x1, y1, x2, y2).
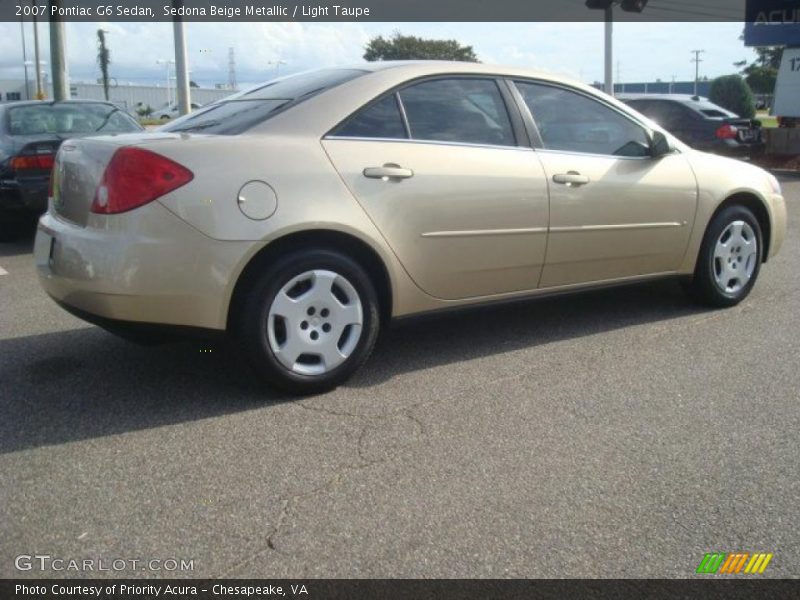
(0, 280, 707, 454)
(346, 279, 707, 389)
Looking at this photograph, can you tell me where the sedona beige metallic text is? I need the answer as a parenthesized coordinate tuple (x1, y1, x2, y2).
(35, 62, 787, 393)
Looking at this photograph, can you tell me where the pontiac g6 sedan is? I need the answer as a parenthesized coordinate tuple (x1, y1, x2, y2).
(35, 62, 787, 394)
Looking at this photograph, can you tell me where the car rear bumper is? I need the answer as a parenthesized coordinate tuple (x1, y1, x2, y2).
(35, 203, 256, 331)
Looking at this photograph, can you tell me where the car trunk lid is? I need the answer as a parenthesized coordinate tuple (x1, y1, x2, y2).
(52, 138, 119, 226)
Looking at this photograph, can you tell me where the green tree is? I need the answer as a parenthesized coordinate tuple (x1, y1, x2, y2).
(364, 33, 478, 62)
(96, 29, 111, 101)
(735, 45, 783, 95)
(709, 75, 756, 118)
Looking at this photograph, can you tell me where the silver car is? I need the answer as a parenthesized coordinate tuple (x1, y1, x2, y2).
(35, 62, 787, 394)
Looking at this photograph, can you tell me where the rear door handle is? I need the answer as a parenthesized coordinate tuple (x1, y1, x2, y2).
(363, 164, 414, 180)
(552, 171, 590, 186)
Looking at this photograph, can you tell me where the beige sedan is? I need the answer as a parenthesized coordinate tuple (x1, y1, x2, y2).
(35, 62, 787, 394)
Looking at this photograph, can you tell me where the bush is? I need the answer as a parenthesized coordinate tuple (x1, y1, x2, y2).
(709, 75, 756, 119)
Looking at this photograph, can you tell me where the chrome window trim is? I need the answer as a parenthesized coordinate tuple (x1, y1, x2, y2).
(323, 135, 536, 152)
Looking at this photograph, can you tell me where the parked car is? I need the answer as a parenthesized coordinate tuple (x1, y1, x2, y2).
(0, 100, 143, 240)
(618, 94, 764, 157)
(152, 102, 203, 120)
(35, 63, 787, 394)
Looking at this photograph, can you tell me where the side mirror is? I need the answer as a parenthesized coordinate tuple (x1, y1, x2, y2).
(649, 130, 672, 158)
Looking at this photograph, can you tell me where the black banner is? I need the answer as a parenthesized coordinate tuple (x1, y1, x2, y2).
(2, 579, 800, 600)
(4, 0, 751, 23)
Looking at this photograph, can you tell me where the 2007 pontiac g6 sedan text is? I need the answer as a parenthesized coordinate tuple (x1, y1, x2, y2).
(35, 62, 787, 394)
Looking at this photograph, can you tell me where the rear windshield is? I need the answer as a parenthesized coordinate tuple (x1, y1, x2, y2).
(162, 68, 367, 135)
(7, 103, 141, 136)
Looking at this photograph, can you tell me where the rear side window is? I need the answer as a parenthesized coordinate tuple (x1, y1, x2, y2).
(516, 82, 650, 157)
(332, 94, 408, 139)
(399, 79, 516, 147)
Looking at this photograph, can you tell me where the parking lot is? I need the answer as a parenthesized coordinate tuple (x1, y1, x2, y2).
(1, 176, 798, 579)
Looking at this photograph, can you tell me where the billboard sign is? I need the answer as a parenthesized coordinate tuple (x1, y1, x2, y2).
(744, 0, 800, 47)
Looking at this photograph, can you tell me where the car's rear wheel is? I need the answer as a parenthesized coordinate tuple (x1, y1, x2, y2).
(238, 248, 380, 395)
(686, 205, 763, 307)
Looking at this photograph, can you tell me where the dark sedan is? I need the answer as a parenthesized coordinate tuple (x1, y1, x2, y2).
(619, 94, 764, 158)
(0, 100, 142, 240)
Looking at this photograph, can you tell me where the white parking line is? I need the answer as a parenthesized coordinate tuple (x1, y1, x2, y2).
(0, 266, 8, 276)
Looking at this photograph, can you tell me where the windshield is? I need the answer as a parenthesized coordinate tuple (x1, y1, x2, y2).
(7, 103, 141, 136)
(162, 68, 367, 135)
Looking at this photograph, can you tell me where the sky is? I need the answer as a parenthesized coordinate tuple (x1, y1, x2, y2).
(0, 21, 754, 90)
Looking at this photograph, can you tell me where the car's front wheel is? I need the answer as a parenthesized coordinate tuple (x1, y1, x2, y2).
(686, 204, 763, 307)
(238, 248, 380, 395)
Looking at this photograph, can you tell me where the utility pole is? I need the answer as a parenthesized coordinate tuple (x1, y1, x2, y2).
(604, 6, 613, 95)
(586, 1, 649, 97)
(32, 0, 43, 99)
(691, 49, 705, 96)
(172, 1, 191, 116)
(49, 0, 69, 101)
(20, 18, 30, 100)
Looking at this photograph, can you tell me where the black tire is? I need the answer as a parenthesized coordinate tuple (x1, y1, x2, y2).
(237, 248, 380, 395)
(685, 204, 763, 307)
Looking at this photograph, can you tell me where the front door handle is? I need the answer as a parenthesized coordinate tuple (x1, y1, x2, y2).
(363, 164, 414, 180)
(552, 171, 590, 187)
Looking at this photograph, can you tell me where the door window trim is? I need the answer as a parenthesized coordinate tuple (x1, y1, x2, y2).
(325, 74, 529, 150)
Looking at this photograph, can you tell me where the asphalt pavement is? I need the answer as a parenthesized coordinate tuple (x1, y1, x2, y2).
(1, 178, 798, 578)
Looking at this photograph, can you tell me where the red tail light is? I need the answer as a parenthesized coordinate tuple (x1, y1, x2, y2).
(715, 123, 738, 140)
(90, 147, 193, 214)
(10, 154, 55, 170)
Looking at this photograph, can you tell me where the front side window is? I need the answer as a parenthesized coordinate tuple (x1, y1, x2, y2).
(399, 78, 516, 147)
(515, 82, 650, 157)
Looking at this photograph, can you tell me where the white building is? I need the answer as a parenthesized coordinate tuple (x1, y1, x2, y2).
(0, 79, 234, 113)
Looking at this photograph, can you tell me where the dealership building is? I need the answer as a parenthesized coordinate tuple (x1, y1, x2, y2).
(0, 79, 234, 112)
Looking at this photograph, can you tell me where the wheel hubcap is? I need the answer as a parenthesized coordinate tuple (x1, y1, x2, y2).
(712, 220, 757, 294)
(267, 270, 363, 376)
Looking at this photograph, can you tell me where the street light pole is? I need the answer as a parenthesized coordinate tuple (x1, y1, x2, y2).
(268, 60, 287, 77)
(49, 0, 69, 101)
(32, 0, 43, 99)
(604, 6, 613, 96)
(157, 59, 175, 105)
(20, 18, 30, 100)
(172, 1, 191, 116)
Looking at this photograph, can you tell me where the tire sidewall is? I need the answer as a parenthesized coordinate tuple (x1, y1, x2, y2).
(240, 248, 380, 394)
